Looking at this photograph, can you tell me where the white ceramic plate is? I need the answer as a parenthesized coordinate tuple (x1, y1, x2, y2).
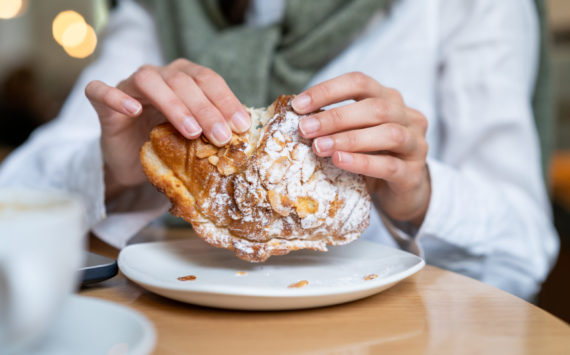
(119, 238, 425, 310)
(29, 295, 156, 355)
(119, 238, 424, 311)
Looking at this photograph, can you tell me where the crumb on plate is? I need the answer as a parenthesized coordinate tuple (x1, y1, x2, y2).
(288, 280, 309, 288)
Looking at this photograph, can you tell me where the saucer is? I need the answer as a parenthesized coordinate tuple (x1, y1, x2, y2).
(28, 295, 155, 355)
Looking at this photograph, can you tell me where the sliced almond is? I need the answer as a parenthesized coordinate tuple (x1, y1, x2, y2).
(267, 137, 285, 152)
(177, 275, 197, 281)
(208, 155, 219, 166)
(196, 143, 218, 158)
(277, 138, 287, 149)
(281, 194, 294, 209)
(268, 190, 291, 217)
(226, 149, 247, 170)
(216, 156, 237, 175)
(328, 196, 343, 218)
(301, 154, 317, 183)
(288, 280, 308, 288)
(217, 147, 228, 157)
(291, 143, 308, 161)
(265, 156, 291, 185)
(295, 196, 319, 218)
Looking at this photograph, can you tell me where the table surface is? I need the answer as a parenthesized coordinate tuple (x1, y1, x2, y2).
(82, 229, 570, 355)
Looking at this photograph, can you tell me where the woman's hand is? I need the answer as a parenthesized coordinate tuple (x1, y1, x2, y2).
(293, 72, 430, 227)
(85, 59, 250, 197)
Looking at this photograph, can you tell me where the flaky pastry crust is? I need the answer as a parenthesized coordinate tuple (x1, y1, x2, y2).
(140, 95, 370, 262)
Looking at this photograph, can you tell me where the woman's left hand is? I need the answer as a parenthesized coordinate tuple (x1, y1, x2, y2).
(292, 72, 430, 227)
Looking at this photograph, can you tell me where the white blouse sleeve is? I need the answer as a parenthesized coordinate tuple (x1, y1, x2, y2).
(414, 0, 558, 300)
(0, 0, 168, 248)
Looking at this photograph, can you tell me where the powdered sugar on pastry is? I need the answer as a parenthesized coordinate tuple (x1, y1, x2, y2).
(140, 95, 371, 262)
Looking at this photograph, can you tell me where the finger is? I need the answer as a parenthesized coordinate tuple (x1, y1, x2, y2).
(174, 60, 251, 133)
(298, 98, 404, 139)
(163, 70, 232, 146)
(292, 72, 385, 114)
(331, 152, 406, 183)
(85, 80, 142, 118)
(313, 123, 416, 157)
(129, 66, 202, 139)
(408, 107, 428, 136)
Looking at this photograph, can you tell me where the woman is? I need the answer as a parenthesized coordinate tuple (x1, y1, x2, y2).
(0, 0, 558, 300)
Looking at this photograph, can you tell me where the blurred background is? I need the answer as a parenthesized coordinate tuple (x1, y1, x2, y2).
(0, 0, 568, 321)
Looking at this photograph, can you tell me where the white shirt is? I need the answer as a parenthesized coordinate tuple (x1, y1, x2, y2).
(0, 0, 559, 301)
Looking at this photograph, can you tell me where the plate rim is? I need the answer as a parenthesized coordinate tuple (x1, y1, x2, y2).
(119, 239, 425, 299)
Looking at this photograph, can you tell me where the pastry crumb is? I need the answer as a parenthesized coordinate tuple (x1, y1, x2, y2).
(177, 275, 197, 281)
(288, 280, 309, 288)
(364, 273, 378, 281)
(235, 271, 247, 276)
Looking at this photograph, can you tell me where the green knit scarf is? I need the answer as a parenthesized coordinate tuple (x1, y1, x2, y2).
(139, 0, 392, 107)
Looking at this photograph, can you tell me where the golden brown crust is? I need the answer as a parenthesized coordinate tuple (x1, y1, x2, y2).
(140, 95, 371, 262)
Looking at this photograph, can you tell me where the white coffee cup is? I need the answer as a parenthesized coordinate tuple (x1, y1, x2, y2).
(0, 188, 86, 354)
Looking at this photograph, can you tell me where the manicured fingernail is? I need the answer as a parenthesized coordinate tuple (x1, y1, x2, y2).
(299, 116, 320, 135)
(231, 111, 250, 132)
(183, 117, 202, 137)
(315, 137, 333, 154)
(337, 152, 353, 164)
(211, 122, 231, 144)
(293, 94, 311, 111)
(123, 99, 141, 115)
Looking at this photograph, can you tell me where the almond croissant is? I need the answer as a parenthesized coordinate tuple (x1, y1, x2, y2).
(140, 95, 370, 262)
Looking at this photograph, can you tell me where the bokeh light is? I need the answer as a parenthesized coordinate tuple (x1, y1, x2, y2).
(0, 0, 22, 19)
(61, 21, 87, 47)
(62, 24, 97, 59)
(52, 10, 97, 59)
(52, 10, 85, 46)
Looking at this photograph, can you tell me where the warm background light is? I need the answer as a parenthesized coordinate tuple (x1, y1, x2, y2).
(0, 0, 22, 19)
(62, 24, 96, 59)
(52, 10, 97, 59)
(52, 10, 84, 46)
(61, 21, 87, 47)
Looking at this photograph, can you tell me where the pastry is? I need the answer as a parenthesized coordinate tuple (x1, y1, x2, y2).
(140, 95, 371, 262)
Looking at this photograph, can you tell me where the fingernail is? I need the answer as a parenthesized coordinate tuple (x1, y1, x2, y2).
(231, 111, 250, 132)
(299, 116, 320, 135)
(315, 137, 334, 154)
(337, 152, 353, 164)
(211, 122, 231, 144)
(123, 99, 141, 115)
(293, 94, 311, 111)
(183, 117, 202, 137)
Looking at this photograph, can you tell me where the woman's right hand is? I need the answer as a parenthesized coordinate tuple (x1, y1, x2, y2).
(85, 59, 250, 197)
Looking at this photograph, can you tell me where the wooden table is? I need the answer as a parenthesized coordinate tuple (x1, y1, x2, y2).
(82, 230, 570, 355)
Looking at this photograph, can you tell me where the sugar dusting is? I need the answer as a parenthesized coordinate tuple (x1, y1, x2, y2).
(249, 103, 370, 240)
(193, 98, 371, 261)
